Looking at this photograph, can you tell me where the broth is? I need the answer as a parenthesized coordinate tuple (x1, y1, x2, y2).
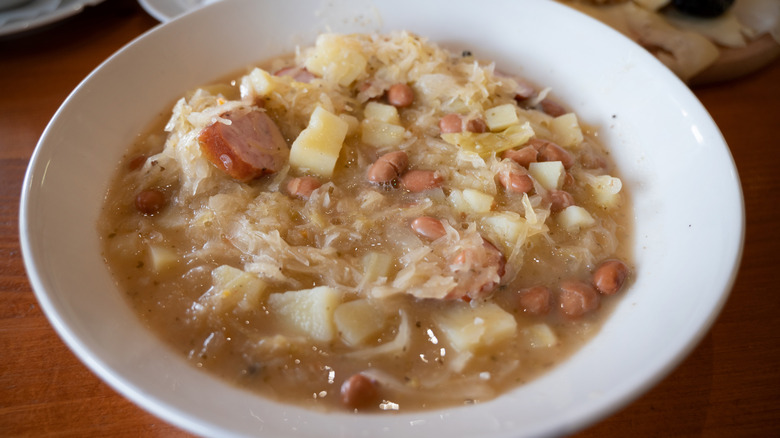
(99, 32, 632, 412)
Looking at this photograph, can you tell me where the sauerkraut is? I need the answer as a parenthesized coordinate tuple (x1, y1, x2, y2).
(99, 31, 632, 412)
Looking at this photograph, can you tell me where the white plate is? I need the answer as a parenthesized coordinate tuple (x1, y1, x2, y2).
(137, 0, 220, 22)
(20, 0, 744, 437)
(0, 0, 103, 36)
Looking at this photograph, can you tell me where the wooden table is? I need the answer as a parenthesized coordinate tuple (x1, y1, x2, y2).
(1, 1, 778, 436)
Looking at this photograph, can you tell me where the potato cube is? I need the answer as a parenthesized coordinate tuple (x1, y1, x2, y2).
(435, 302, 517, 353)
(462, 188, 495, 213)
(209, 265, 268, 312)
(241, 68, 276, 97)
(587, 175, 623, 208)
(290, 106, 349, 177)
(149, 245, 178, 273)
(267, 286, 343, 342)
(304, 34, 367, 87)
(360, 120, 406, 147)
(448, 188, 494, 214)
(482, 212, 528, 246)
(339, 114, 360, 136)
(485, 103, 519, 131)
(522, 323, 559, 348)
(447, 190, 468, 212)
(528, 161, 565, 190)
(550, 113, 584, 148)
(334, 299, 388, 346)
(557, 205, 596, 231)
(364, 102, 401, 124)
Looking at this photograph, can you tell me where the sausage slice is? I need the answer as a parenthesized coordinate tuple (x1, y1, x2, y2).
(198, 109, 288, 181)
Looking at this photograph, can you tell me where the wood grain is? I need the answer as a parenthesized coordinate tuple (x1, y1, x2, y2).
(1, 1, 778, 436)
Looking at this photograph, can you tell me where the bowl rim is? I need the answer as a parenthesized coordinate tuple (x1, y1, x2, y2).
(19, 0, 746, 436)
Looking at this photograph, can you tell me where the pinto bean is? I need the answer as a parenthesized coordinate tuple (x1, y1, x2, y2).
(439, 114, 463, 133)
(387, 83, 414, 108)
(198, 109, 288, 181)
(341, 373, 379, 410)
(135, 189, 166, 215)
(411, 216, 446, 240)
(540, 98, 567, 117)
(559, 280, 600, 318)
(286, 176, 321, 200)
(549, 190, 574, 213)
(466, 118, 487, 133)
(367, 150, 408, 184)
(400, 170, 443, 192)
(528, 138, 574, 169)
(502, 146, 538, 168)
(498, 163, 534, 194)
(592, 259, 630, 295)
(518, 286, 552, 315)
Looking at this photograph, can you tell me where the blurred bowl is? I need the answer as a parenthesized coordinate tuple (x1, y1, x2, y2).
(20, 0, 744, 436)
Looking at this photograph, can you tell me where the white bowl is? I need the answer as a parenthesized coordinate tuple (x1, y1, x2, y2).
(20, 0, 744, 436)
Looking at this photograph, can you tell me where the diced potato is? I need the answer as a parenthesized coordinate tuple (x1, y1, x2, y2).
(448, 188, 494, 214)
(339, 114, 360, 136)
(289, 106, 349, 177)
(435, 302, 517, 354)
(241, 68, 276, 96)
(558, 205, 596, 231)
(441, 122, 534, 157)
(304, 34, 367, 87)
(109, 232, 141, 262)
(522, 323, 558, 348)
(528, 161, 565, 190)
(447, 189, 467, 212)
(149, 245, 178, 273)
(482, 212, 528, 246)
(360, 120, 406, 147)
(364, 101, 401, 124)
(334, 299, 388, 346)
(362, 251, 393, 284)
(550, 113, 584, 148)
(209, 265, 268, 312)
(587, 175, 623, 208)
(267, 286, 343, 342)
(485, 103, 519, 131)
(462, 189, 495, 213)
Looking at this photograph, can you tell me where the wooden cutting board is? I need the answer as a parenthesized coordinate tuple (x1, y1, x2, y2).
(692, 33, 780, 84)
